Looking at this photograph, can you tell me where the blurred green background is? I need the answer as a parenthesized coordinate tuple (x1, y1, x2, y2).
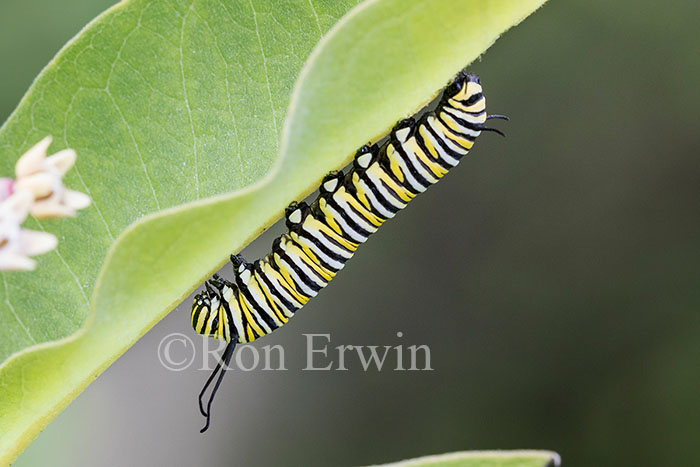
(4, 0, 699, 465)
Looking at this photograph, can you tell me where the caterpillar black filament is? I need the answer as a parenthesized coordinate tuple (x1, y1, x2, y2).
(191, 71, 507, 432)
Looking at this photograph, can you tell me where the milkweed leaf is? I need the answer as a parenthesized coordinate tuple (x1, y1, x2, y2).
(0, 0, 547, 462)
(365, 450, 561, 467)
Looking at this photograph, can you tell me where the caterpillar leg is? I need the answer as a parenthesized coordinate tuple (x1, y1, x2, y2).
(207, 273, 226, 289)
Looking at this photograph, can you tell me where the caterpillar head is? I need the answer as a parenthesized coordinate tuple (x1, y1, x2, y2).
(445, 72, 483, 104)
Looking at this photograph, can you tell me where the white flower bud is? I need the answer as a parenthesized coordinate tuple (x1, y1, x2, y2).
(0, 190, 58, 271)
(14, 137, 90, 219)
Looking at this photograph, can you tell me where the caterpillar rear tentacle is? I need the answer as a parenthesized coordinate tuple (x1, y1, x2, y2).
(198, 341, 235, 433)
(190, 71, 507, 432)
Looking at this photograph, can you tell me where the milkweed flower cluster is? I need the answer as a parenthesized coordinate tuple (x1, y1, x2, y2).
(0, 137, 90, 271)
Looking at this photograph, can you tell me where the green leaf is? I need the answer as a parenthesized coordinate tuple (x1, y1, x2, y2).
(366, 450, 561, 467)
(0, 0, 547, 462)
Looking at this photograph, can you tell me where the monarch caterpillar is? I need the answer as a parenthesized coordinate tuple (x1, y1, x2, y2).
(191, 71, 507, 432)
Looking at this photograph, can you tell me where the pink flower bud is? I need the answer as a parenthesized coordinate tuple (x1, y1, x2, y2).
(0, 178, 14, 202)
